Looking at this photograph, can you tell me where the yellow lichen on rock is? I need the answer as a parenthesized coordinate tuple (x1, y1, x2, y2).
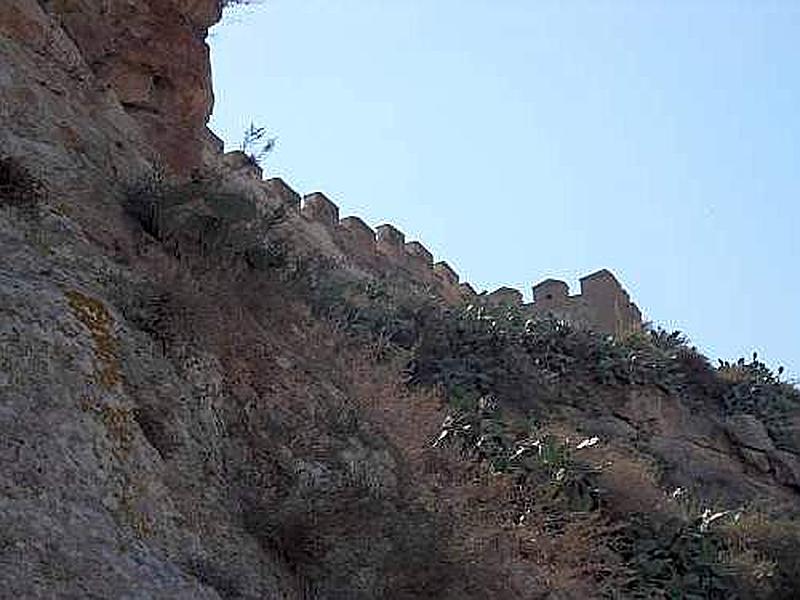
(100, 404, 136, 456)
(65, 289, 121, 389)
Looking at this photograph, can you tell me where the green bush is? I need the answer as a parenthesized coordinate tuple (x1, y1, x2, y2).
(717, 354, 800, 453)
(410, 306, 797, 423)
(307, 273, 446, 357)
(409, 308, 699, 412)
(615, 513, 736, 599)
(433, 396, 600, 511)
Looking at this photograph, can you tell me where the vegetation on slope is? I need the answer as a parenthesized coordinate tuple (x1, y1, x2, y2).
(118, 167, 800, 598)
(297, 260, 800, 598)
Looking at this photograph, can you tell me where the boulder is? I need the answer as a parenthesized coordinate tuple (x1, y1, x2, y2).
(725, 414, 775, 452)
(771, 451, 800, 489)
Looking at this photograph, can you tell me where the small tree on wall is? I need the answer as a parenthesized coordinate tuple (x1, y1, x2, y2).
(222, 1, 261, 7)
(240, 122, 276, 168)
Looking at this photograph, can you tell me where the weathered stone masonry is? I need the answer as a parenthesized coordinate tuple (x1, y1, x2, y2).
(214, 139, 643, 337)
(481, 270, 643, 337)
(31, 0, 642, 338)
(529, 269, 642, 337)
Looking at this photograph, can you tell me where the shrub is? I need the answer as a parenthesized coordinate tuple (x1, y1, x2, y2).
(718, 354, 797, 414)
(0, 155, 45, 208)
(123, 168, 289, 271)
(410, 307, 674, 412)
(433, 396, 601, 512)
(717, 512, 800, 598)
(410, 307, 772, 418)
(307, 273, 446, 358)
(717, 354, 800, 453)
(240, 122, 276, 169)
(614, 512, 736, 599)
(221, 0, 262, 9)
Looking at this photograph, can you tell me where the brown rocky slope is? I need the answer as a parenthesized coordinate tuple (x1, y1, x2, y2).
(2, 2, 800, 598)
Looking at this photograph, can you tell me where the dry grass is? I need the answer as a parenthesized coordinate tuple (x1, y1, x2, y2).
(341, 363, 646, 596)
(715, 511, 800, 597)
(106, 176, 800, 598)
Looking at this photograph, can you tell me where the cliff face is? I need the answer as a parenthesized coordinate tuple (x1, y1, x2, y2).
(39, 0, 220, 173)
(1, 1, 146, 201)
(0, 5, 505, 597)
(1, 0, 219, 183)
(2, 3, 800, 599)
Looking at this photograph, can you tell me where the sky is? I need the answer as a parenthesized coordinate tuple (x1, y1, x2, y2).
(208, 0, 800, 378)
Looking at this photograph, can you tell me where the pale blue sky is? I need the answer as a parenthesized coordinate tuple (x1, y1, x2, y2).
(209, 1, 800, 377)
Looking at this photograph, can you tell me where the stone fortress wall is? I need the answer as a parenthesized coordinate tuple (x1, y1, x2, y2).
(527, 272, 642, 337)
(212, 139, 642, 337)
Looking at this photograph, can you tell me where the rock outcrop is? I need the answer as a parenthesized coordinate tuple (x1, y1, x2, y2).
(1, 1, 151, 196)
(2, 2, 800, 599)
(38, 0, 221, 174)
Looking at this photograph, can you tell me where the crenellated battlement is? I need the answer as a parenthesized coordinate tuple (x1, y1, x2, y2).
(222, 151, 263, 180)
(459, 282, 478, 299)
(525, 269, 642, 337)
(485, 287, 524, 307)
(302, 192, 339, 226)
(216, 145, 643, 334)
(262, 177, 301, 211)
(433, 261, 458, 285)
(338, 216, 376, 252)
(405, 241, 433, 267)
(375, 224, 406, 259)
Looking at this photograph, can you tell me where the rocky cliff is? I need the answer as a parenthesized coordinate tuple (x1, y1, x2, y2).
(2, 2, 800, 599)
